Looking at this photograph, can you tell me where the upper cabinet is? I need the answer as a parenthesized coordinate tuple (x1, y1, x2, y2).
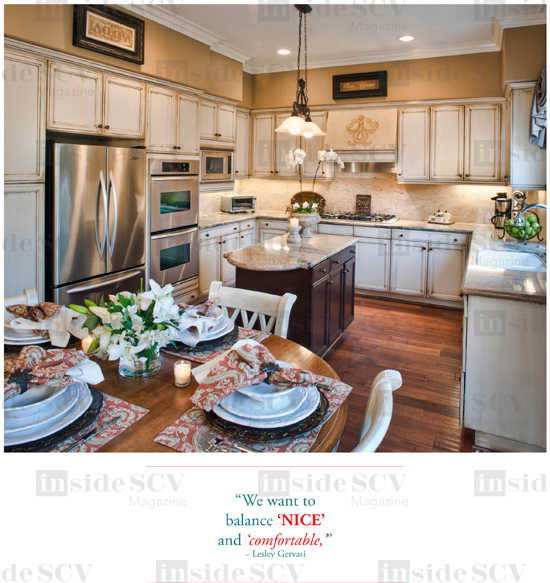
(398, 107, 430, 181)
(252, 114, 275, 177)
(176, 93, 200, 154)
(464, 104, 501, 182)
(4, 50, 46, 183)
(48, 62, 146, 138)
(235, 111, 250, 177)
(200, 99, 236, 144)
(430, 105, 465, 181)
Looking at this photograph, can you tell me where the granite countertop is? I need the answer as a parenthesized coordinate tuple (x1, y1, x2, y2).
(199, 210, 289, 229)
(224, 234, 358, 271)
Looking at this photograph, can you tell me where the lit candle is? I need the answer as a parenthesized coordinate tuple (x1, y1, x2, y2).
(81, 335, 94, 354)
(289, 218, 300, 229)
(174, 360, 192, 387)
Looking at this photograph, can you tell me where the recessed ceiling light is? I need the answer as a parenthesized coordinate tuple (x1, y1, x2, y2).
(399, 35, 415, 42)
(278, 49, 291, 55)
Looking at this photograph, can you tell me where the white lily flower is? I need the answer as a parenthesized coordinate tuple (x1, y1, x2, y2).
(89, 306, 112, 324)
(131, 314, 144, 334)
(107, 338, 148, 363)
(109, 312, 124, 330)
(92, 325, 113, 352)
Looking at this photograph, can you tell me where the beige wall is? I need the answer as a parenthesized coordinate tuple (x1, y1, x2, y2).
(252, 52, 503, 109)
(502, 25, 546, 88)
(239, 71, 253, 109)
(4, 4, 242, 100)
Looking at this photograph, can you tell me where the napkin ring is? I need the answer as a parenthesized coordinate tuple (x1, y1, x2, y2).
(261, 362, 280, 384)
(7, 368, 34, 394)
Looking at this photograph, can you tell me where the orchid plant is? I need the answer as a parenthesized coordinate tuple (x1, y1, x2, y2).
(70, 280, 183, 371)
(286, 147, 345, 213)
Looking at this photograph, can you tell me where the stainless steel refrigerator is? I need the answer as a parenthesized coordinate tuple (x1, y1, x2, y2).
(49, 144, 146, 306)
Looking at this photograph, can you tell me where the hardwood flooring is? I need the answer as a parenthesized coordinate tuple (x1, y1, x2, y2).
(325, 296, 474, 453)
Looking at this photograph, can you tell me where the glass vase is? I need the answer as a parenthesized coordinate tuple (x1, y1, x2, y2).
(118, 348, 161, 379)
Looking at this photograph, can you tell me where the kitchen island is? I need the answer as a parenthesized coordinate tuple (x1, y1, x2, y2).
(225, 233, 358, 357)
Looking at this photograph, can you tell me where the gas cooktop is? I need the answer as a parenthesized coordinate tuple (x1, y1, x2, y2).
(320, 212, 399, 224)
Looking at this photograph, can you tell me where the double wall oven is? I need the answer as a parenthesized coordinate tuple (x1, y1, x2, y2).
(149, 157, 199, 289)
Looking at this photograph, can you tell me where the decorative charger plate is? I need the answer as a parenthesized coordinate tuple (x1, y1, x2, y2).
(205, 388, 329, 442)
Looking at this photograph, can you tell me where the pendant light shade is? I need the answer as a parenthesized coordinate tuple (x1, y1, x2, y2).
(274, 113, 311, 135)
(302, 119, 326, 138)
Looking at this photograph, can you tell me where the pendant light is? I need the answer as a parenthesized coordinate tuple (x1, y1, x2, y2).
(274, 5, 325, 138)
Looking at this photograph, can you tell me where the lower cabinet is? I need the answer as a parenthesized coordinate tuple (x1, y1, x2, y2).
(342, 255, 356, 328)
(356, 237, 390, 292)
(390, 240, 428, 296)
(259, 219, 288, 241)
(239, 230, 255, 248)
(199, 237, 222, 297)
(221, 233, 239, 286)
(427, 243, 467, 302)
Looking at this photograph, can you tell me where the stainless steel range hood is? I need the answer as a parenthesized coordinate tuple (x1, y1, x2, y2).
(335, 150, 397, 174)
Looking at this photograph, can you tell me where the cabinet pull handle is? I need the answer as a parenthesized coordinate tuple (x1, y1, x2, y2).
(105, 125, 110, 130)
(350, 249, 356, 254)
(97, 124, 103, 129)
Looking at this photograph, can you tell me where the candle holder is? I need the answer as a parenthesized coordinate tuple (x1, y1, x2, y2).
(288, 226, 301, 244)
(174, 360, 192, 387)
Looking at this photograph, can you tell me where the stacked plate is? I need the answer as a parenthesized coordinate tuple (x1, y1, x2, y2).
(4, 381, 92, 447)
(4, 317, 49, 346)
(204, 316, 234, 341)
(213, 361, 320, 429)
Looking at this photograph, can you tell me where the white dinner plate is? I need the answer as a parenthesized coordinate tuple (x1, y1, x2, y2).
(4, 337, 50, 346)
(236, 361, 301, 403)
(213, 385, 320, 429)
(4, 325, 41, 340)
(205, 317, 226, 336)
(204, 317, 234, 341)
(4, 383, 92, 446)
(220, 386, 308, 420)
(4, 385, 79, 434)
(4, 384, 71, 418)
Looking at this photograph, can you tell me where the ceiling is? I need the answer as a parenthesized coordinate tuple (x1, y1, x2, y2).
(125, 3, 546, 74)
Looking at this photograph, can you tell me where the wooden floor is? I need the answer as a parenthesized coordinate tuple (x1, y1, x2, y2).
(325, 296, 474, 453)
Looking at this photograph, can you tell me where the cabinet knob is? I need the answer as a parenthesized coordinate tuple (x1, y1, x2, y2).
(458, 174, 463, 178)
(465, 174, 469, 177)
(397, 173, 401, 176)
(321, 269, 327, 273)
(334, 260, 340, 264)
(234, 227, 238, 230)
(173, 146, 178, 150)
(329, 281, 333, 285)
(222, 240, 226, 243)
(422, 247, 427, 251)
(345, 269, 351, 273)
(399, 234, 403, 237)
(274, 171, 279, 173)
(177, 146, 181, 150)
(504, 175, 508, 180)
(236, 171, 239, 174)
(191, 295, 195, 300)
(241, 235, 244, 239)
(205, 233, 209, 237)
(350, 249, 356, 254)
(453, 238, 458, 242)
(105, 125, 110, 130)
(97, 124, 103, 128)
(219, 241, 222, 245)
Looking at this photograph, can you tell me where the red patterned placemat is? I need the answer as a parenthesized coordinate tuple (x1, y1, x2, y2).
(47, 393, 149, 453)
(162, 327, 271, 364)
(154, 377, 352, 453)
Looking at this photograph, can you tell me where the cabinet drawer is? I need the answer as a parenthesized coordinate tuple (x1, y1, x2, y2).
(318, 223, 354, 236)
(239, 220, 256, 232)
(392, 229, 469, 246)
(259, 219, 288, 231)
(312, 260, 330, 284)
(331, 245, 357, 270)
(354, 226, 392, 239)
(200, 223, 240, 241)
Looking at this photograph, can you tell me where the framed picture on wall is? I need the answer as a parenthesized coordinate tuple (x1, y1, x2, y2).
(333, 71, 387, 100)
(73, 6, 145, 65)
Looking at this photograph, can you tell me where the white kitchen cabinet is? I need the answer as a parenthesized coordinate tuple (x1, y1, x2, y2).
(275, 113, 299, 177)
(4, 50, 46, 183)
(398, 107, 430, 181)
(252, 114, 275, 177)
(103, 75, 145, 138)
(301, 111, 328, 178)
(390, 240, 428, 296)
(464, 104, 501, 182)
(509, 83, 546, 190)
(48, 62, 103, 134)
(221, 233, 239, 285)
(199, 237, 222, 297)
(356, 238, 391, 292)
(427, 243, 467, 301)
(199, 100, 217, 141)
(176, 93, 200, 154)
(4, 184, 44, 301)
(200, 100, 236, 143)
(147, 85, 177, 152)
(430, 105, 464, 181)
(235, 111, 250, 177)
(239, 230, 255, 248)
(217, 104, 237, 142)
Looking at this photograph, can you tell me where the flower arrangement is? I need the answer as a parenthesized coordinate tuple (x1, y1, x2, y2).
(70, 280, 183, 371)
(286, 147, 344, 213)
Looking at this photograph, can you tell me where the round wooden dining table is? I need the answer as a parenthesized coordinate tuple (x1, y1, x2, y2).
(88, 335, 348, 453)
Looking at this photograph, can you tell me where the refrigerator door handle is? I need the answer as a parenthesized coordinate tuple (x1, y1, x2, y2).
(107, 170, 118, 258)
(64, 270, 143, 294)
(95, 170, 108, 260)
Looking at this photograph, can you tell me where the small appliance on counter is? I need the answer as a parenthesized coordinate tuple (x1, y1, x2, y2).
(490, 193, 512, 238)
(221, 194, 256, 213)
(428, 210, 454, 224)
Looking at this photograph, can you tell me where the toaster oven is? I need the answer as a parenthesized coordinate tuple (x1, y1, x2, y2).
(220, 194, 256, 214)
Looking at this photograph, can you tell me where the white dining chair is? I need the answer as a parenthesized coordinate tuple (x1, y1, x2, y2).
(350, 370, 402, 453)
(4, 287, 39, 316)
(208, 281, 297, 339)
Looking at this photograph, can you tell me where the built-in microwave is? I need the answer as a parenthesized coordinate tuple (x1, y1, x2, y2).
(201, 149, 233, 182)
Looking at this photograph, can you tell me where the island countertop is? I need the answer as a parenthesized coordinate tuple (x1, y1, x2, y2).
(224, 233, 358, 271)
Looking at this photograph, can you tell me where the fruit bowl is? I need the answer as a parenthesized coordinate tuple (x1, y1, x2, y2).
(504, 214, 542, 241)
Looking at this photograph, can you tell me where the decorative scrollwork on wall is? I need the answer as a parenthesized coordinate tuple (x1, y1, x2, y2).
(345, 114, 379, 146)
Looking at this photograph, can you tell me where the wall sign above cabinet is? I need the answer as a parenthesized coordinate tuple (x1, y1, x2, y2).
(73, 6, 145, 64)
(332, 71, 388, 100)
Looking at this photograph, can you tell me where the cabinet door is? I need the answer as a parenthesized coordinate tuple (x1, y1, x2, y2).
(430, 105, 464, 181)
(235, 112, 249, 177)
(177, 94, 200, 154)
(200, 100, 217, 141)
(311, 277, 329, 356)
(4, 51, 46, 182)
(260, 228, 286, 242)
(356, 238, 391, 292)
(301, 112, 327, 178)
(398, 108, 430, 180)
(217, 104, 236, 142)
(328, 265, 344, 346)
(199, 238, 221, 297)
(147, 86, 177, 152)
(252, 115, 275, 177)
(103, 75, 145, 137)
(221, 233, 239, 285)
(464, 104, 500, 181)
(390, 241, 428, 296)
(275, 114, 299, 177)
(427, 244, 466, 302)
(239, 230, 255, 249)
(342, 256, 356, 329)
(4, 184, 44, 301)
(48, 62, 102, 134)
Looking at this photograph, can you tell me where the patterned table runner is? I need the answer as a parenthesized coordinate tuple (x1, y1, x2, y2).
(154, 377, 352, 453)
(162, 327, 271, 364)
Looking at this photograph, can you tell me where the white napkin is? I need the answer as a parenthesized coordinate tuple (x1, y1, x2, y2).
(10, 307, 88, 347)
(192, 338, 260, 383)
(175, 312, 222, 348)
(66, 358, 105, 385)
